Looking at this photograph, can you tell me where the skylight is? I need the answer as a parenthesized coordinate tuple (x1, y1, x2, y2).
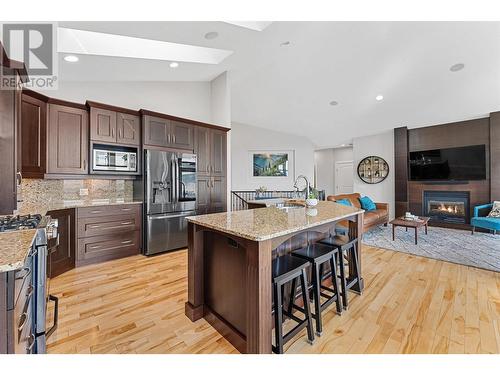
(223, 21, 272, 31)
(57, 27, 233, 64)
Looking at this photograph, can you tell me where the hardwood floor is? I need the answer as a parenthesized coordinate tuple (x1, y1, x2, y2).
(46, 245, 500, 354)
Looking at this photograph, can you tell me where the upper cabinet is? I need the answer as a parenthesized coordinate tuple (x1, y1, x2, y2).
(47, 103, 89, 175)
(21, 93, 46, 178)
(143, 114, 194, 150)
(89, 104, 140, 146)
(195, 127, 227, 177)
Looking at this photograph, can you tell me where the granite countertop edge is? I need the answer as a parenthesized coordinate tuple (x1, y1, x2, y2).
(186, 208, 364, 242)
(0, 229, 37, 273)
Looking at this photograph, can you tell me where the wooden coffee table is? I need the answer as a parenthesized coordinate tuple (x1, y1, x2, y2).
(389, 216, 430, 245)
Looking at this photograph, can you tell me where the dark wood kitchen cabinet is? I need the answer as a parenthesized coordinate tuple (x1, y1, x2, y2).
(20, 93, 47, 178)
(90, 107, 116, 143)
(47, 103, 89, 175)
(0, 53, 24, 215)
(196, 176, 226, 214)
(47, 208, 76, 278)
(89, 103, 141, 146)
(142, 113, 194, 150)
(116, 112, 141, 146)
(195, 127, 226, 177)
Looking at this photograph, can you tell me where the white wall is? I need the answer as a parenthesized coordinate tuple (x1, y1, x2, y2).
(42, 81, 212, 123)
(231, 122, 315, 191)
(352, 130, 395, 219)
(210, 72, 231, 127)
(314, 147, 354, 196)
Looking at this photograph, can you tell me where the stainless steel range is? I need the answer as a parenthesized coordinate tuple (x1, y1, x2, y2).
(1, 214, 59, 354)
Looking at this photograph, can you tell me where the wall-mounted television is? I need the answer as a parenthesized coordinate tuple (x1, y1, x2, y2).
(409, 144, 486, 181)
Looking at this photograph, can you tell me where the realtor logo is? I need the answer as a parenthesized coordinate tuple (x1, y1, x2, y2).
(1, 23, 58, 89)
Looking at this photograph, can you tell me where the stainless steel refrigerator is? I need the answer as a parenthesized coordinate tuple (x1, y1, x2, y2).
(143, 150, 197, 255)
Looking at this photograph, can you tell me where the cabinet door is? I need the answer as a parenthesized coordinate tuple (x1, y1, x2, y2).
(196, 176, 211, 215)
(48, 208, 76, 278)
(116, 112, 141, 146)
(47, 104, 89, 174)
(195, 127, 210, 175)
(0, 83, 17, 214)
(210, 176, 226, 213)
(90, 107, 116, 143)
(143, 115, 170, 147)
(211, 130, 227, 176)
(170, 121, 194, 150)
(21, 94, 46, 178)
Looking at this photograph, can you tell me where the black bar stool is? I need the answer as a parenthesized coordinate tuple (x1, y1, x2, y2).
(272, 254, 315, 354)
(290, 243, 342, 336)
(319, 235, 361, 310)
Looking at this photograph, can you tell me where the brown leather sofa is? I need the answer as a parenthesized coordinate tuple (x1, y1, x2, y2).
(327, 193, 389, 233)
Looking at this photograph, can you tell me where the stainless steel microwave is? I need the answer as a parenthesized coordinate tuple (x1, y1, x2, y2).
(92, 147, 137, 172)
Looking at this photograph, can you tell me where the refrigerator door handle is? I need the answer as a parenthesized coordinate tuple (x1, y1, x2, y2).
(148, 211, 197, 220)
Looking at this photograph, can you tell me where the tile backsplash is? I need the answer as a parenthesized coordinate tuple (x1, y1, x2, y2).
(17, 179, 134, 215)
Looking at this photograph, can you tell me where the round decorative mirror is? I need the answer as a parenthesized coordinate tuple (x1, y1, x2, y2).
(357, 156, 389, 184)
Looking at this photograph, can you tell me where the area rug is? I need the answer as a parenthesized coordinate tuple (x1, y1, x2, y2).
(362, 225, 500, 272)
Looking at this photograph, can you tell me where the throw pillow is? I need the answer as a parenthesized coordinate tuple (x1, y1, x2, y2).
(487, 201, 500, 218)
(359, 196, 377, 211)
(336, 198, 352, 206)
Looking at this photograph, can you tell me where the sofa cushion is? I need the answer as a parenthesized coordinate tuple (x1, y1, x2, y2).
(328, 193, 361, 208)
(370, 209, 388, 219)
(336, 198, 352, 206)
(471, 216, 500, 230)
(359, 196, 376, 211)
(364, 212, 381, 225)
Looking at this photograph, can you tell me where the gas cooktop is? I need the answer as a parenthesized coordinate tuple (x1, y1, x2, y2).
(0, 214, 43, 232)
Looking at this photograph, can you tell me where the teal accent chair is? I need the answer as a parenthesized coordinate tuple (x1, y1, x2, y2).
(471, 203, 500, 234)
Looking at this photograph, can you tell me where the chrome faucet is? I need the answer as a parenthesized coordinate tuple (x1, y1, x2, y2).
(293, 175, 310, 199)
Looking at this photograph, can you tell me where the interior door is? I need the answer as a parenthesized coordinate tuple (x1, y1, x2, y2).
(335, 161, 354, 195)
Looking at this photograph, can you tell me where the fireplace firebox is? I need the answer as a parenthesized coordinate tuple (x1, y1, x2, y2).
(423, 191, 470, 224)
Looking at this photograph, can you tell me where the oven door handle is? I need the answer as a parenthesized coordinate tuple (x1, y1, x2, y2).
(45, 294, 59, 339)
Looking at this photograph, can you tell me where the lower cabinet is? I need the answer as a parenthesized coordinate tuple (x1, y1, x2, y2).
(47, 208, 76, 278)
(76, 204, 142, 267)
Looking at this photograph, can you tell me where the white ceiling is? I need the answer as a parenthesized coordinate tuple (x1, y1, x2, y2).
(57, 21, 500, 148)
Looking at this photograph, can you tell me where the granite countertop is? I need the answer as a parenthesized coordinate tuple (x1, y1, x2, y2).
(186, 201, 364, 241)
(0, 229, 37, 272)
(18, 199, 143, 216)
(246, 198, 289, 206)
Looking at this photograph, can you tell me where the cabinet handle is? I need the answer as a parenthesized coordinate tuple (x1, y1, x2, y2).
(121, 221, 133, 225)
(112, 128, 115, 137)
(167, 134, 171, 143)
(118, 128, 122, 138)
(89, 245, 101, 249)
(121, 240, 132, 244)
(16, 172, 22, 186)
(206, 180, 209, 188)
(89, 225, 101, 229)
(83, 160, 87, 170)
(90, 210, 102, 214)
(173, 135, 176, 143)
(121, 208, 132, 211)
(206, 164, 209, 173)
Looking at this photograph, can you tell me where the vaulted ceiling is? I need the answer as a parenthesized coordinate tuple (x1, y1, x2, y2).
(56, 21, 500, 147)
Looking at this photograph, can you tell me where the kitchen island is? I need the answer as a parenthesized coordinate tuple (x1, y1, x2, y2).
(185, 200, 364, 354)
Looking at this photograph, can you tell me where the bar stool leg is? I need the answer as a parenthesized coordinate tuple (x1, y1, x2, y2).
(351, 243, 362, 294)
(273, 282, 284, 354)
(300, 269, 315, 345)
(312, 262, 323, 336)
(338, 249, 348, 310)
(287, 277, 297, 316)
(329, 256, 342, 314)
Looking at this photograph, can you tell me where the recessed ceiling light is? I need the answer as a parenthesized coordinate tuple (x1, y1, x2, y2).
(450, 63, 465, 72)
(64, 55, 79, 62)
(329, 100, 339, 106)
(280, 41, 291, 47)
(204, 32, 219, 40)
(169, 62, 179, 68)
(376, 95, 384, 101)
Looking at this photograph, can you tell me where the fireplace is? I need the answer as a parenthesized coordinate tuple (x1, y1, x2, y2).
(423, 191, 470, 224)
